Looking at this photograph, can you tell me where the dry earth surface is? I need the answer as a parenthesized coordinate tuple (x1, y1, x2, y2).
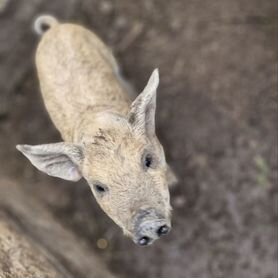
(0, 0, 277, 277)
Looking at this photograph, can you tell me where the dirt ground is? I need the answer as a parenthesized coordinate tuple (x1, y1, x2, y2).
(0, 0, 277, 277)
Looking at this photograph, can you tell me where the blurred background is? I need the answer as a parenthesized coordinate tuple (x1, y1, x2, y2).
(0, 0, 277, 277)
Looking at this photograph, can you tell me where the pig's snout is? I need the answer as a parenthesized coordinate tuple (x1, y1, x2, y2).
(136, 221, 171, 246)
(133, 209, 171, 246)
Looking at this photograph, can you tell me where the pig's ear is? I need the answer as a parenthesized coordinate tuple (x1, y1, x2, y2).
(16, 142, 83, 181)
(128, 68, 159, 138)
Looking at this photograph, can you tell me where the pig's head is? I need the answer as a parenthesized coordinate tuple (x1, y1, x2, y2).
(16, 69, 173, 246)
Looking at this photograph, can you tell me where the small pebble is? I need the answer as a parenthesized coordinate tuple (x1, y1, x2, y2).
(99, 1, 113, 15)
(115, 16, 128, 30)
(97, 238, 108, 249)
(173, 196, 186, 208)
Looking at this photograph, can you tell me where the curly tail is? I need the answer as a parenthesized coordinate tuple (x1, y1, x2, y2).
(34, 15, 59, 36)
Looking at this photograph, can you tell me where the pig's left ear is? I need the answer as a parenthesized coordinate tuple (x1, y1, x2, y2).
(128, 68, 159, 138)
(16, 142, 83, 181)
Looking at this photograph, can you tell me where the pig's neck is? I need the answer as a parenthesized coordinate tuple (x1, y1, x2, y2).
(62, 106, 129, 143)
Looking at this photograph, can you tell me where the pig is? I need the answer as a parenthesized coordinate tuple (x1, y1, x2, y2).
(16, 15, 177, 246)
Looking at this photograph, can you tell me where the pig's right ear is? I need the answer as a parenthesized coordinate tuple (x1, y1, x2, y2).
(16, 142, 83, 181)
(128, 69, 159, 138)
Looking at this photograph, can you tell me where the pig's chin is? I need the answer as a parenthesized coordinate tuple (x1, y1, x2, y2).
(122, 227, 133, 238)
(105, 215, 133, 238)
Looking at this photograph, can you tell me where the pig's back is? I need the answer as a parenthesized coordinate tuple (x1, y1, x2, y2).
(36, 23, 130, 139)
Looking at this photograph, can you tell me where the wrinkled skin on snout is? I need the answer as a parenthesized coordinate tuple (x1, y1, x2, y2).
(17, 70, 175, 246)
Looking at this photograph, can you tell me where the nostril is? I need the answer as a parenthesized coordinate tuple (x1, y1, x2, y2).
(138, 236, 150, 246)
(157, 225, 170, 236)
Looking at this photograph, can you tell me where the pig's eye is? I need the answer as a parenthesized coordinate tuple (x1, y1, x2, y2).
(95, 185, 105, 192)
(93, 183, 108, 196)
(142, 152, 156, 169)
(145, 154, 153, 168)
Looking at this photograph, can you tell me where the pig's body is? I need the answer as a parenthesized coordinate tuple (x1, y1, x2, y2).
(36, 23, 130, 141)
(17, 15, 177, 246)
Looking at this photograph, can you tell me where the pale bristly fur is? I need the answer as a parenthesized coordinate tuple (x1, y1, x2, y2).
(16, 15, 177, 243)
